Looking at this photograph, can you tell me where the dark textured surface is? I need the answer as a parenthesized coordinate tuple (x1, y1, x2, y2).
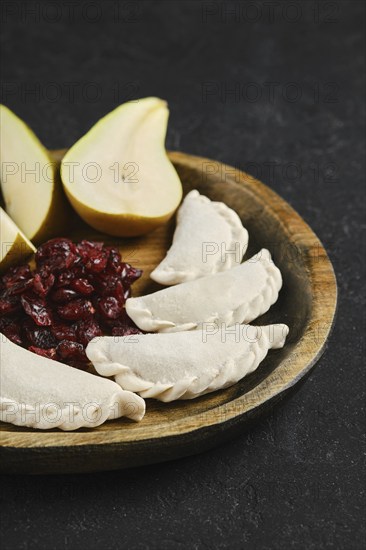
(0, 1, 365, 549)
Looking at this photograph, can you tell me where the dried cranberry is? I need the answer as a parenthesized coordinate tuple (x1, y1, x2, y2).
(4, 331, 23, 345)
(75, 319, 102, 346)
(6, 278, 34, 296)
(21, 294, 52, 326)
(76, 240, 109, 273)
(56, 340, 89, 362)
(0, 292, 21, 316)
(2, 265, 33, 295)
(93, 276, 124, 304)
(55, 270, 75, 288)
(51, 288, 79, 303)
(29, 346, 57, 360)
(0, 316, 17, 331)
(36, 238, 77, 272)
(98, 296, 123, 320)
(94, 274, 120, 296)
(51, 322, 77, 342)
(57, 299, 95, 321)
(71, 278, 94, 295)
(24, 323, 57, 349)
(77, 240, 103, 252)
(106, 247, 123, 274)
(121, 263, 142, 286)
(33, 272, 55, 297)
(96, 279, 126, 306)
(2, 264, 32, 286)
(0, 317, 22, 345)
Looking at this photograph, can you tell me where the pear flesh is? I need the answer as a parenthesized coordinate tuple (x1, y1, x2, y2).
(61, 97, 183, 237)
(0, 207, 36, 273)
(0, 105, 68, 244)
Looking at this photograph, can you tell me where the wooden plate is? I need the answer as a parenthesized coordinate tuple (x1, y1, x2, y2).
(0, 151, 337, 474)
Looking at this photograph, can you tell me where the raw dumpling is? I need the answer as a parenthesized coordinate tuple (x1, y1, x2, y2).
(150, 190, 248, 285)
(86, 324, 289, 402)
(0, 334, 145, 430)
(127, 249, 282, 332)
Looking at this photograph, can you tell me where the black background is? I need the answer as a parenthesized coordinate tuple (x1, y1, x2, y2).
(0, 1, 365, 549)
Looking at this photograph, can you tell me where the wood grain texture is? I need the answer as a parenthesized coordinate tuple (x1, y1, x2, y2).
(0, 151, 337, 474)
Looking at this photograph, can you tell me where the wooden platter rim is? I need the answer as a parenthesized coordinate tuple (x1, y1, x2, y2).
(0, 151, 337, 452)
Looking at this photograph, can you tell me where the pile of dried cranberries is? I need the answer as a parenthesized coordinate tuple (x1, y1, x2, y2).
(0, 238, 142, 369)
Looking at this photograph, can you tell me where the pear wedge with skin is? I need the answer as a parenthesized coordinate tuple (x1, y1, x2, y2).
(0, 105, 69, 244)
(60, 97, 183, 237)
(0, 207, 36, 273)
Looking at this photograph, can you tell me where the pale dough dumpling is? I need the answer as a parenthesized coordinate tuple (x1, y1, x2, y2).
(86, 324, 289, 402)
(0, 334, 145, 430)
(150, 190, 249, 285)
(127, 249, 282, 332)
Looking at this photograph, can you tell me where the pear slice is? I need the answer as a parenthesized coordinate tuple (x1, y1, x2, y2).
(60, 97, 183, 237)
(0, 105, 69, 244)
(0, 207, 36, 273)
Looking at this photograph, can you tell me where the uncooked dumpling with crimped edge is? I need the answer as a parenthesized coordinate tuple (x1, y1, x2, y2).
(150, 190, 249, 285)
(0, 333, 145, 430)
(86, 324, 289, 402)
(126, 249, 282, 332)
